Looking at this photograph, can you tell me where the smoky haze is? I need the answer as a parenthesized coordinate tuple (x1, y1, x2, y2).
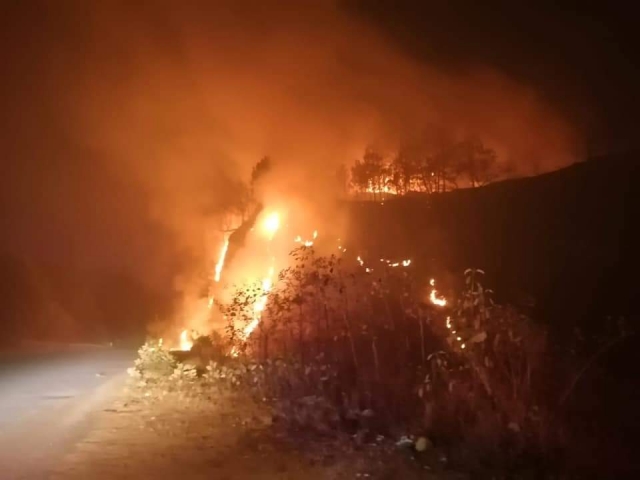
(1, 1, 582, 340)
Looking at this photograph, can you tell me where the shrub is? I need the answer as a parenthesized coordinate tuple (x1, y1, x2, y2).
(129, 340, 177, 384)
(134, 247, 628, 476)
(218, 249, 564, 473)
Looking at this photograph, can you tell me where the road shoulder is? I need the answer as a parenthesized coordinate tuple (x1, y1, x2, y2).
(50, 384, 447, 479)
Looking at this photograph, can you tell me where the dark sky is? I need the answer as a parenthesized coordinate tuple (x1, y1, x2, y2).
(1, 0, 638, 297)
(346, 1, 640, 153)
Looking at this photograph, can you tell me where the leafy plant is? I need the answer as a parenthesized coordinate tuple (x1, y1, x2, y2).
(129, 340, 177, 383)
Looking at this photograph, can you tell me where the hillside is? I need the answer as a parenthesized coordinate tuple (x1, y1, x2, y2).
(346, 153, 639, 332)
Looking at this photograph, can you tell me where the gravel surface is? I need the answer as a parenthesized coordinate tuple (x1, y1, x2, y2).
(49, 385, 451, 480)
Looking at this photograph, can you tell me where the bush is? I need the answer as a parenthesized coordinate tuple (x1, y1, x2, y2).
(218, 248, 567, 474)
(132, 247, 628, 476)
(129, 340, 177, 383)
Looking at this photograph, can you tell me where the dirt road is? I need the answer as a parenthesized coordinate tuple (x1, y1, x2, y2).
(0, 346, 135, 479)
(0, 346, 454, 479)
(49, 386, 446, 480)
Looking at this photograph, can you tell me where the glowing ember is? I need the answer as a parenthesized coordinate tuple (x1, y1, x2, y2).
(429, 278, 447, 306)
(375, 257, 412, 268)
(295, 230, 318, 247)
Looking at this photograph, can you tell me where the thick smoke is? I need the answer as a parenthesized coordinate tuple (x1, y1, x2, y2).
(2, 1, 583, 336)
(71, 2, 581, 226)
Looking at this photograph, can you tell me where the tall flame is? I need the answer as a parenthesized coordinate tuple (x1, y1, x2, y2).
(241, 210, 282, 345)
(239, 265, 275, 344)
(214, 236, 230, 283)
(179, 329, 193, 351)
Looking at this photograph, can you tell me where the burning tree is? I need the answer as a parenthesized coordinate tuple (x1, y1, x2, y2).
(350, 147, 390, 200)
(349, 139, 499, 198)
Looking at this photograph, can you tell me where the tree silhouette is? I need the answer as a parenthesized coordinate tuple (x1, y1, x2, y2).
(350, 139, 499, 199)
(455, 138, 498, 187)
(350, 148, 387, 200)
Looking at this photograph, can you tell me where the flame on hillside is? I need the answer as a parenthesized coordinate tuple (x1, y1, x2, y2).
(429, 278, 447, 306)
(172, 203, 448, 354)
(242, 265, 275, 341)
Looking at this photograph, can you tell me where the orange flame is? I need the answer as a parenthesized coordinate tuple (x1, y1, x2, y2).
(429, 278, 447, 307)
(262, 212, 280, 239)
(214, 236, 230, 283)
(239, 265, 275, 344)
(295, 230, 318, 247)
(178, 329, 193, 351)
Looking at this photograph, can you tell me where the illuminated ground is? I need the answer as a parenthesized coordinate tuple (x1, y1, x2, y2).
(0, 346, 462, 479)
(48, 385, 458, 479)
(0, 346, 135, 479)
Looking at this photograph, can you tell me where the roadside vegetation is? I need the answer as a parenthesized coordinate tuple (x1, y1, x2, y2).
(132, 246, 631, 478)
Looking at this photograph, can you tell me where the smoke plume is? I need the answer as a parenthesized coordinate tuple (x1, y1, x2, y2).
(2, 1, 583, 334)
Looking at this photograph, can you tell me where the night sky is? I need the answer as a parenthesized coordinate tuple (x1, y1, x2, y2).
(346, 1, 640, 152)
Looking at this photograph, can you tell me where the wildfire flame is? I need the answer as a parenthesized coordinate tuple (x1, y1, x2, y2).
(376, 257, 412, 268)
(231, 212, 284, 353)
(429, 278, 447, 306)
(236, 265, 276, 349)
(241, 212, 280, 341)
(295, 229, 318, 247)
(262, 212, 280, 239)
(179, 329, 193, 351)
(240, 222, 319, 346)
(214, 236, 230, 283)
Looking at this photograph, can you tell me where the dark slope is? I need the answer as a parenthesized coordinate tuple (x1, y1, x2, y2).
(346, 153, 639, 331)
(346, 154, 639, 473)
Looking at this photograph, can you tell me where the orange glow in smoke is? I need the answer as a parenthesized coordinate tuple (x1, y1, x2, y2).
(262, 212, 280, 239)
